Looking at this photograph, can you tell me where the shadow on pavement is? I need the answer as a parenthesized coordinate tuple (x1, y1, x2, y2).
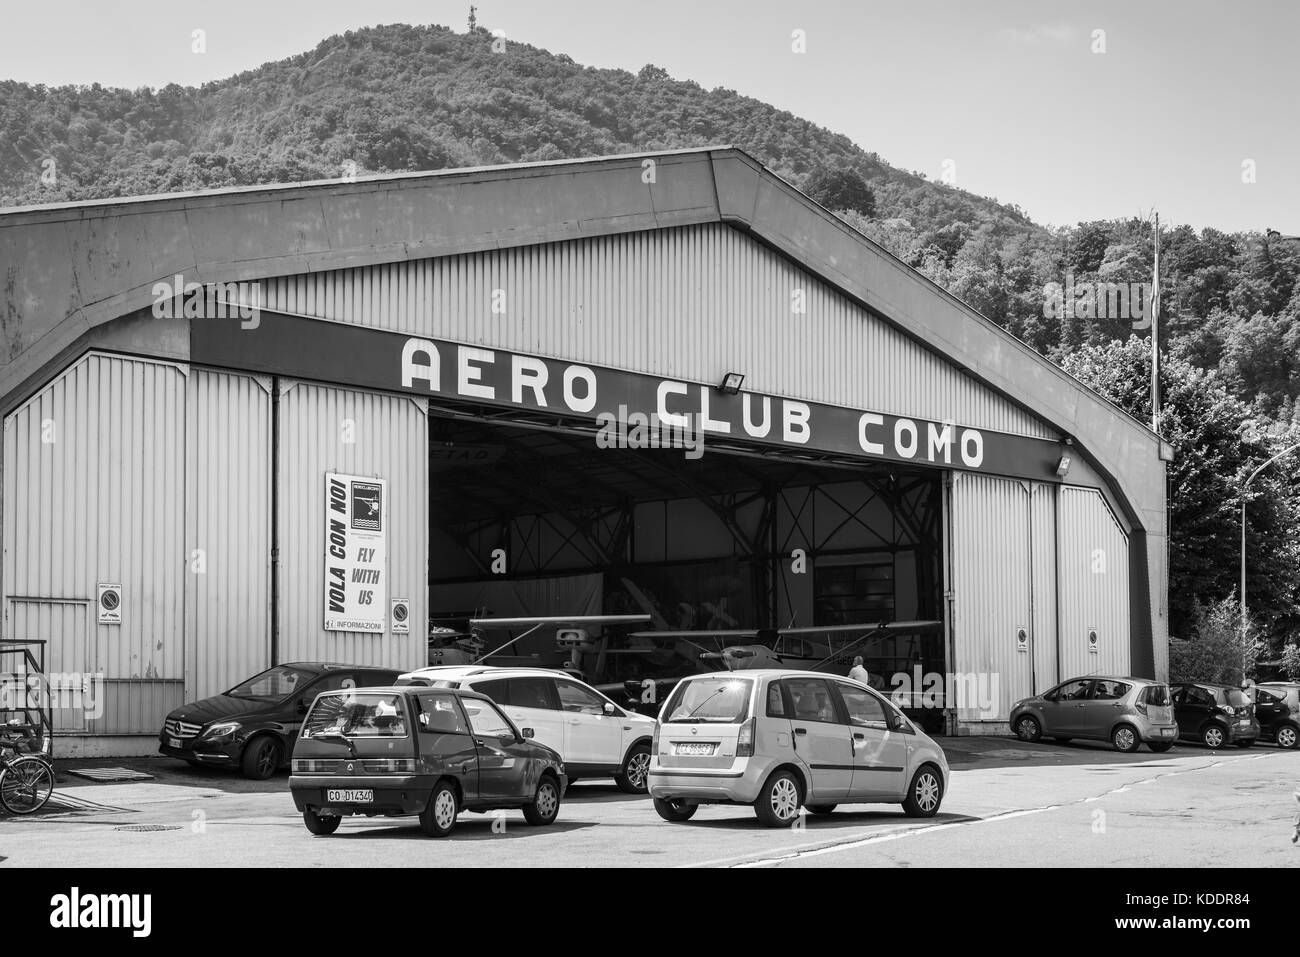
(322, 819, 596, 841)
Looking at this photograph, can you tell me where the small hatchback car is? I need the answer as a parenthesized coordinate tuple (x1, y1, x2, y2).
(647, 670, 949, 827)
(1010, 676, 1177, 752)
(290, 686, 566, 837)
(1254, 683, 1300, 749)
(1170, 682, 1259, 749)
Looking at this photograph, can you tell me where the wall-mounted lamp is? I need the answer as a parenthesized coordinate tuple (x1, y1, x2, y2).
(1055, 454, 1072, 478)
(718, 372, 745, 395)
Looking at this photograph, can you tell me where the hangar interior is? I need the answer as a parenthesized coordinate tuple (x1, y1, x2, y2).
(422, 409, 946, 695)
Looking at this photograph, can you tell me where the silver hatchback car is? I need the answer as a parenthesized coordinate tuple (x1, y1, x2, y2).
(647, 670, 949, 827)
(1009, 676, 1177, 752)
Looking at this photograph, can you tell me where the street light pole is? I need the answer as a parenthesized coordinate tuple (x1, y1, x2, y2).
(1240, 442, 1300, 680)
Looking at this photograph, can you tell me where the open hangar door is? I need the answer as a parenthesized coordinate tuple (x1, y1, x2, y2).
(422, 409, 946, 724)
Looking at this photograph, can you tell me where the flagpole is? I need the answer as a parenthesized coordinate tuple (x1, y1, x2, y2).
(1151, 212, 1161, 433)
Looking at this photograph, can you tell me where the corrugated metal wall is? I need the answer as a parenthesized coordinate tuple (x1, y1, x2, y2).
(949, 473, 1034, 724)
(1058, 487, 1131, 680)
(262, 223, 1054, 440)
(3, 354, 187, 732)
(277, 380, 427, 672)
(1029, 483, 1059, 692)
(185, 370, 272, 699)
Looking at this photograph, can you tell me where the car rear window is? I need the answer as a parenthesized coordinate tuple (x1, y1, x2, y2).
(663, 677, 753, 723)
(303, 692, 409, 738)
(1139, 684, 1171, 707)
(1226, 689, 1251, 708)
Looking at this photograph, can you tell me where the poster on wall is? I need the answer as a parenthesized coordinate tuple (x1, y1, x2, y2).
(323, 472, 388, 633)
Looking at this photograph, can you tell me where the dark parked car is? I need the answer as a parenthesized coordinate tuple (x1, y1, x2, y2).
(290, 686, 566, 837)
(1252, 683, 1300, 749)
(1169, 682, 1259, 749)
(158, 662, 401, 779)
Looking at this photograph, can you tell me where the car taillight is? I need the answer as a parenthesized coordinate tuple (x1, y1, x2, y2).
(1135, 701, 1148, 716)
(652, 723, 660, 753)
(362, 759, 415, 773)
(737, 717, 755, 757)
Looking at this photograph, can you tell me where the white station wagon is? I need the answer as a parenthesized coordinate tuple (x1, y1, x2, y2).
(397, 665, 656, 792)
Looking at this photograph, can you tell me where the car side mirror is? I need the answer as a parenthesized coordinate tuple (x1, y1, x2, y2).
(521, 727, 535, 739)
(603, 702, 616, 716)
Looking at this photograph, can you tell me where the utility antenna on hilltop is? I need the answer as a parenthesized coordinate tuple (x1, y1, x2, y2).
(468, 5, 478, 32)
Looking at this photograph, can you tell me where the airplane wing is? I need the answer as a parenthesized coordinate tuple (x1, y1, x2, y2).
(627, 629, 758, 639)
(468, 615, 651, 629)
(779, 620, 943, 635)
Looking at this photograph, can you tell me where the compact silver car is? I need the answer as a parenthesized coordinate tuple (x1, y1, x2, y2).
(647, 670, 949, 827)
(1010, 676, 1177, 752)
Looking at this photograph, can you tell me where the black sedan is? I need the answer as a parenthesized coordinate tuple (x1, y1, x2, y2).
(158, 662, 402, 779)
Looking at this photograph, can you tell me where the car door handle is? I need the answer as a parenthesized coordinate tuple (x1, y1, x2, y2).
(794, 728, 807, 735)
(473, 738, 486, 746)
(853, 732, 866, 740)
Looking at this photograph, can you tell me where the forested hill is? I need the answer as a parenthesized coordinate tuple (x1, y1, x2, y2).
(4, 21, 1300, 651)
(0, 23, 1033, 232)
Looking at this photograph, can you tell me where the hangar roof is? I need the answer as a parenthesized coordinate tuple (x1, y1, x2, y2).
(0, 146, 1164, 538)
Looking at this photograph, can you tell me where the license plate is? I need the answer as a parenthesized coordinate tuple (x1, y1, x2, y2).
(675, 742, 716, 756)
(327, 789, 373, 803)
(1239, 718, 1251, 726)
(168, 737, 182, 749)
(1159, 727, 1174, 736)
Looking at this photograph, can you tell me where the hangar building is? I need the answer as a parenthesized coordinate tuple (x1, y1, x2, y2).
(0, 148, 1169, 755)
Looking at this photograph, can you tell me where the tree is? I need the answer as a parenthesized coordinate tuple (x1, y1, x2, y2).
(804, 166, 876, 218)
(1168, 597, 1263, 683)
(1282, 643, 1300, 680)
(1060, 337, 1300, 643)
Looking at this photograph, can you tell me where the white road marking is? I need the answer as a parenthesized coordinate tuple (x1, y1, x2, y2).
(706, 750, 1280, 869)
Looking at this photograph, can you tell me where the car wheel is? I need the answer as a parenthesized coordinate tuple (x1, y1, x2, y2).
(1014, 715, 1042, 742)
(1277, 724, 1299, 749)
(302, 808, 341, 836)
(1202, 724, 1226, 750)
(754, 770, 803, 828)
(419, 781, 459, 838)
(522, 774, 561, 826)
(614, 743, 652, 794)
(1111, 725, 1140, 753)
(1234, 739, 1254, 749)
(1147, 742, 1174, 753)
(652, 797, 697, 822)
(806, 804, 837, 815)
(903, 764, 944, 818)
(240, 736, 281, 780)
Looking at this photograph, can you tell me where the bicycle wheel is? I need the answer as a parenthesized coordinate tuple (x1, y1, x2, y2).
(0, 757, 55, 814)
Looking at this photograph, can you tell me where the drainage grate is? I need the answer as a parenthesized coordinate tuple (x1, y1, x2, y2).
(113, 824, 180, 832)
(66, 767, 155, 782)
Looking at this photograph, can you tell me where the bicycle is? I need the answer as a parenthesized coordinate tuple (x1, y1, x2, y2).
(0, 721, 54, 815)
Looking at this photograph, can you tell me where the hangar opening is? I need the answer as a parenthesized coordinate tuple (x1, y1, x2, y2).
(422, 409, 946, 716)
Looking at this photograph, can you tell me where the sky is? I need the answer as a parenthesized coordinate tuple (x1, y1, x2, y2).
(1, 0, 1296, 233)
